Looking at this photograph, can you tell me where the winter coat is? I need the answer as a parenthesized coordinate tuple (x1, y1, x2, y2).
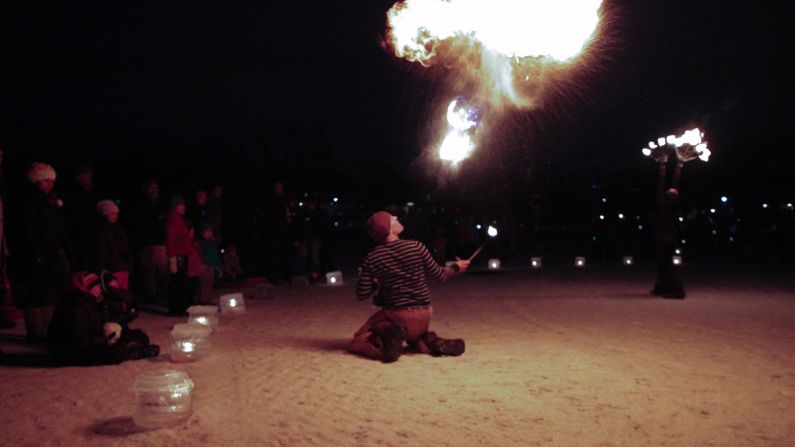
(48, 290, 115, 354)
(132, 197, 168, 247)
(166, 211, 192, 257)
(12, 186, 72, 294)
(96, 220, 133, 273)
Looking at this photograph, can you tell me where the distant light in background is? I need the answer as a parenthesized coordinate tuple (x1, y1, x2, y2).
(622, 256, 633, 266)
(672, 256, 682, 266)
(599, 214, 605, 220)
(531, 257, 542, 268)
(601, 198, 607, 203)
(618, 213, 624, 220)
(575, 257, 586, 267)
(720, 196, 728, 203)
(488, 259, 501, 271)
(710, 208, 716, 214)
(678, 217, 684, 222)
(762, 203, 768, 209)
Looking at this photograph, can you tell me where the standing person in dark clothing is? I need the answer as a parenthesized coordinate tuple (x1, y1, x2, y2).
(187, 188, 210, 229)
(132, 180, 169, 304)
(48, 271, 159, 366)
(351, 211, 470, 363)
(265, 181, 290, 283)
(62, 164, 99, 271)
(95, 200, 133, 291)
(652, 188, 685, 298)
(0, 148, 15, 329)
(650, 151, 686, 299)
(206, 185, 224, 241)
(13, 162, 72, 341)
(166, 195, 192, 315)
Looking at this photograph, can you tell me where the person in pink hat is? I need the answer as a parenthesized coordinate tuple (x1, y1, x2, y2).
(351, 211, 470, 363)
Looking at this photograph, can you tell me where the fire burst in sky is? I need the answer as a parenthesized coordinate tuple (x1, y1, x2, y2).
(386, 0, 604, 165)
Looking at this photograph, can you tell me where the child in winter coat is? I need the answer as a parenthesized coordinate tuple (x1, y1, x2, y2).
(48, 271, 159, 365)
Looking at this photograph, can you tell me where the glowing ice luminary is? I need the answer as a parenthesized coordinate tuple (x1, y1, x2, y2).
(530, 257, 542, 268)
(187, 305, 219, 327)
(672, 255, 683, 266)
(219, 292, 245, 314)
(622, 256, 634, 266)
(575, 257, 586, 267)
(325, 271, 344, 285)
(170, 323, 212, 362)
(488, 259, 501, 270)
(133, 369, 194, 429)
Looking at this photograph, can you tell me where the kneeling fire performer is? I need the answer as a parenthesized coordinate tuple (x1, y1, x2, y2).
(351, 211, 470, 363)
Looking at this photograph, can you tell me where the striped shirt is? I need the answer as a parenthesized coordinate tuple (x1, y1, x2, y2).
(356, 239, 459, 308)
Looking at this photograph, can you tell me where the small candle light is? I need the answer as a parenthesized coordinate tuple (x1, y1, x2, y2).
(325, 271, 344, 285)
(672, 255, 682, 265)
(487, 259, 501, 270)
(575, 257, 586, 267)
(530, 257, 542, 268)
(220, 293, 245, 314)
(180, 341, 195, 353)
(622, 256, 633, 266)
(195, 316, 208, 325)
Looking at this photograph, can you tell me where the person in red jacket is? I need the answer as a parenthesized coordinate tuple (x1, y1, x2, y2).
(165, 195, 192, 315)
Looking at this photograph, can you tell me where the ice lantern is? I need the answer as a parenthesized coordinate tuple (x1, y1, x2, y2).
(133, 369, 194, 429)
(325, 271, 344, 285)
(219, 292, 245, 313)
(170, 323, 212, 362)
(187, 305, 219, 327)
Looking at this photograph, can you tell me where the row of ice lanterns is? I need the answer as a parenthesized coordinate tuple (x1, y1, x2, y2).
(174, 273, 345, 361)
(452, 253, 683, 270)
(136, 291, 248, 429)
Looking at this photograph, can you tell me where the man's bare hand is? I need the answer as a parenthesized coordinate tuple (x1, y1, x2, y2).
(454, 257, 471, 273)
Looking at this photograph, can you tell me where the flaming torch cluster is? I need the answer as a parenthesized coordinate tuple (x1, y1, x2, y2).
(642, 127, 711, 187)
(386, 0, 604, 166)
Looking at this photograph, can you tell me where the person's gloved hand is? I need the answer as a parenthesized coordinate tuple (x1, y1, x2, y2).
(103, 322, 122, 345)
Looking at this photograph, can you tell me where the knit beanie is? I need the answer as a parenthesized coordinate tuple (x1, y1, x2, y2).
(366, 211, 392, 243)
(96, 199, 120, 216)
(71, 271, 101, 294)
(27, 162, 57, 183)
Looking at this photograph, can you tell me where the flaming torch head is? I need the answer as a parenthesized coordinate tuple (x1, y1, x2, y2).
(439, 98, 482, 164)
(386, 0, 604, 165)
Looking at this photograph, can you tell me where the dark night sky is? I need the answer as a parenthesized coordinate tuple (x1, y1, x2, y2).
(2, 0, 794, 205)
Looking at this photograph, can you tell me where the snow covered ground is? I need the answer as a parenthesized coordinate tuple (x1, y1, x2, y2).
(1, 262, 793, 446)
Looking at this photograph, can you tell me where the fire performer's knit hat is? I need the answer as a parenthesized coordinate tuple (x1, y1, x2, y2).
(27, 162, 57, 183)
(367, 211, 392, 243)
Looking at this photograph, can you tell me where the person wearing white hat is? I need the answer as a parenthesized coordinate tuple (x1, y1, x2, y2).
(96, 199, 132, 292)
(17, 162, 72, 341)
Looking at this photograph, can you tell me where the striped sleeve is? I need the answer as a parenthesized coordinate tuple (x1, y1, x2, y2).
(418, 241, 457, 282)
(356, 258, 375, 300)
